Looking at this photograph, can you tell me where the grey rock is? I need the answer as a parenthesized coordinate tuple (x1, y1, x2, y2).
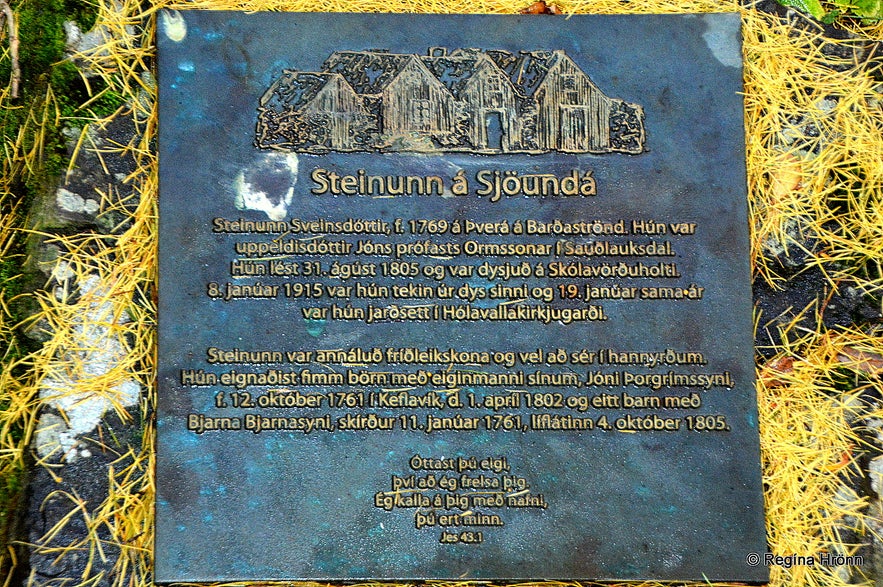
(38, 274, 140, 461)
(63, 3, 139, 78)
(33, 413, 66, 460)
(55, 188, 86, 214)
(27, 411, 139, 587)
(870, 456, 883, 497)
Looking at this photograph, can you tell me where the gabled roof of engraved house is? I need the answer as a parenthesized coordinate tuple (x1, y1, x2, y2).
(420, 55, 480, 99)
(420, 54, 515, 100)
(322, 51, 419, 95)
(310, 49, 600, 104)
(259, 71, 343, 111)
(484, 50, 568, 98)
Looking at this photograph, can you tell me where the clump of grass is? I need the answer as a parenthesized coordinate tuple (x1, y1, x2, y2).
(0, 191, 37, 586)
(759, 311, 883, 586)
(745, 9, 883, 300)
(0, 0, 130, 579)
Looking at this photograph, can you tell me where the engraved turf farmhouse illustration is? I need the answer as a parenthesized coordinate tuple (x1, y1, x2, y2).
(256, 48, 645, 154)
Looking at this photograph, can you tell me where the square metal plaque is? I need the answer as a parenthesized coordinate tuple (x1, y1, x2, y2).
(156, 11, 767, 583)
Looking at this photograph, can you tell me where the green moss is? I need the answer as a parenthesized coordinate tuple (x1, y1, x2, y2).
(0, 460, 26, 583)
(0, 257, 22, 300)
(0, 0, 114, 163)
(51, 61, 126, 120)
(89, 88, 127, 118)
(1, 0, 105, 125)
(65, 0, 100, 31)
(0, 246, 28, 582)
(14, 0, 66, 88)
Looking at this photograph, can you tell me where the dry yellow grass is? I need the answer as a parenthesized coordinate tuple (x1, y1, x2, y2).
(0, 0, 881, 586)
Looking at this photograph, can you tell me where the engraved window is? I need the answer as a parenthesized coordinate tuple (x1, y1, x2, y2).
(412, 99, 431, 129)
(561, 74, 579, 104)
(486, 75, 504, 105)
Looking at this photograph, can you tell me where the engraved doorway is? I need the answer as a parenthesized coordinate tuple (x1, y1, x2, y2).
(482, 109, 509, 152)
(559, 105, 591, 152)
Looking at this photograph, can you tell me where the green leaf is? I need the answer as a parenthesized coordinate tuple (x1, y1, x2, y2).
(821, 8, 842, 22)
(837, 0, 883, 19)
(777, 0, 828, 19)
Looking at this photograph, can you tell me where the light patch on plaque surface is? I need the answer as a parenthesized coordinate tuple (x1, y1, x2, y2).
(234, 152, 299, 221)
(662, 552, 684, 570)
(161, 10, 187, 42)
(701, 14, 741, 69)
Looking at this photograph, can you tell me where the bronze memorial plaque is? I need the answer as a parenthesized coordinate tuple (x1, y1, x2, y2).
(156, 11, 767, 583)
